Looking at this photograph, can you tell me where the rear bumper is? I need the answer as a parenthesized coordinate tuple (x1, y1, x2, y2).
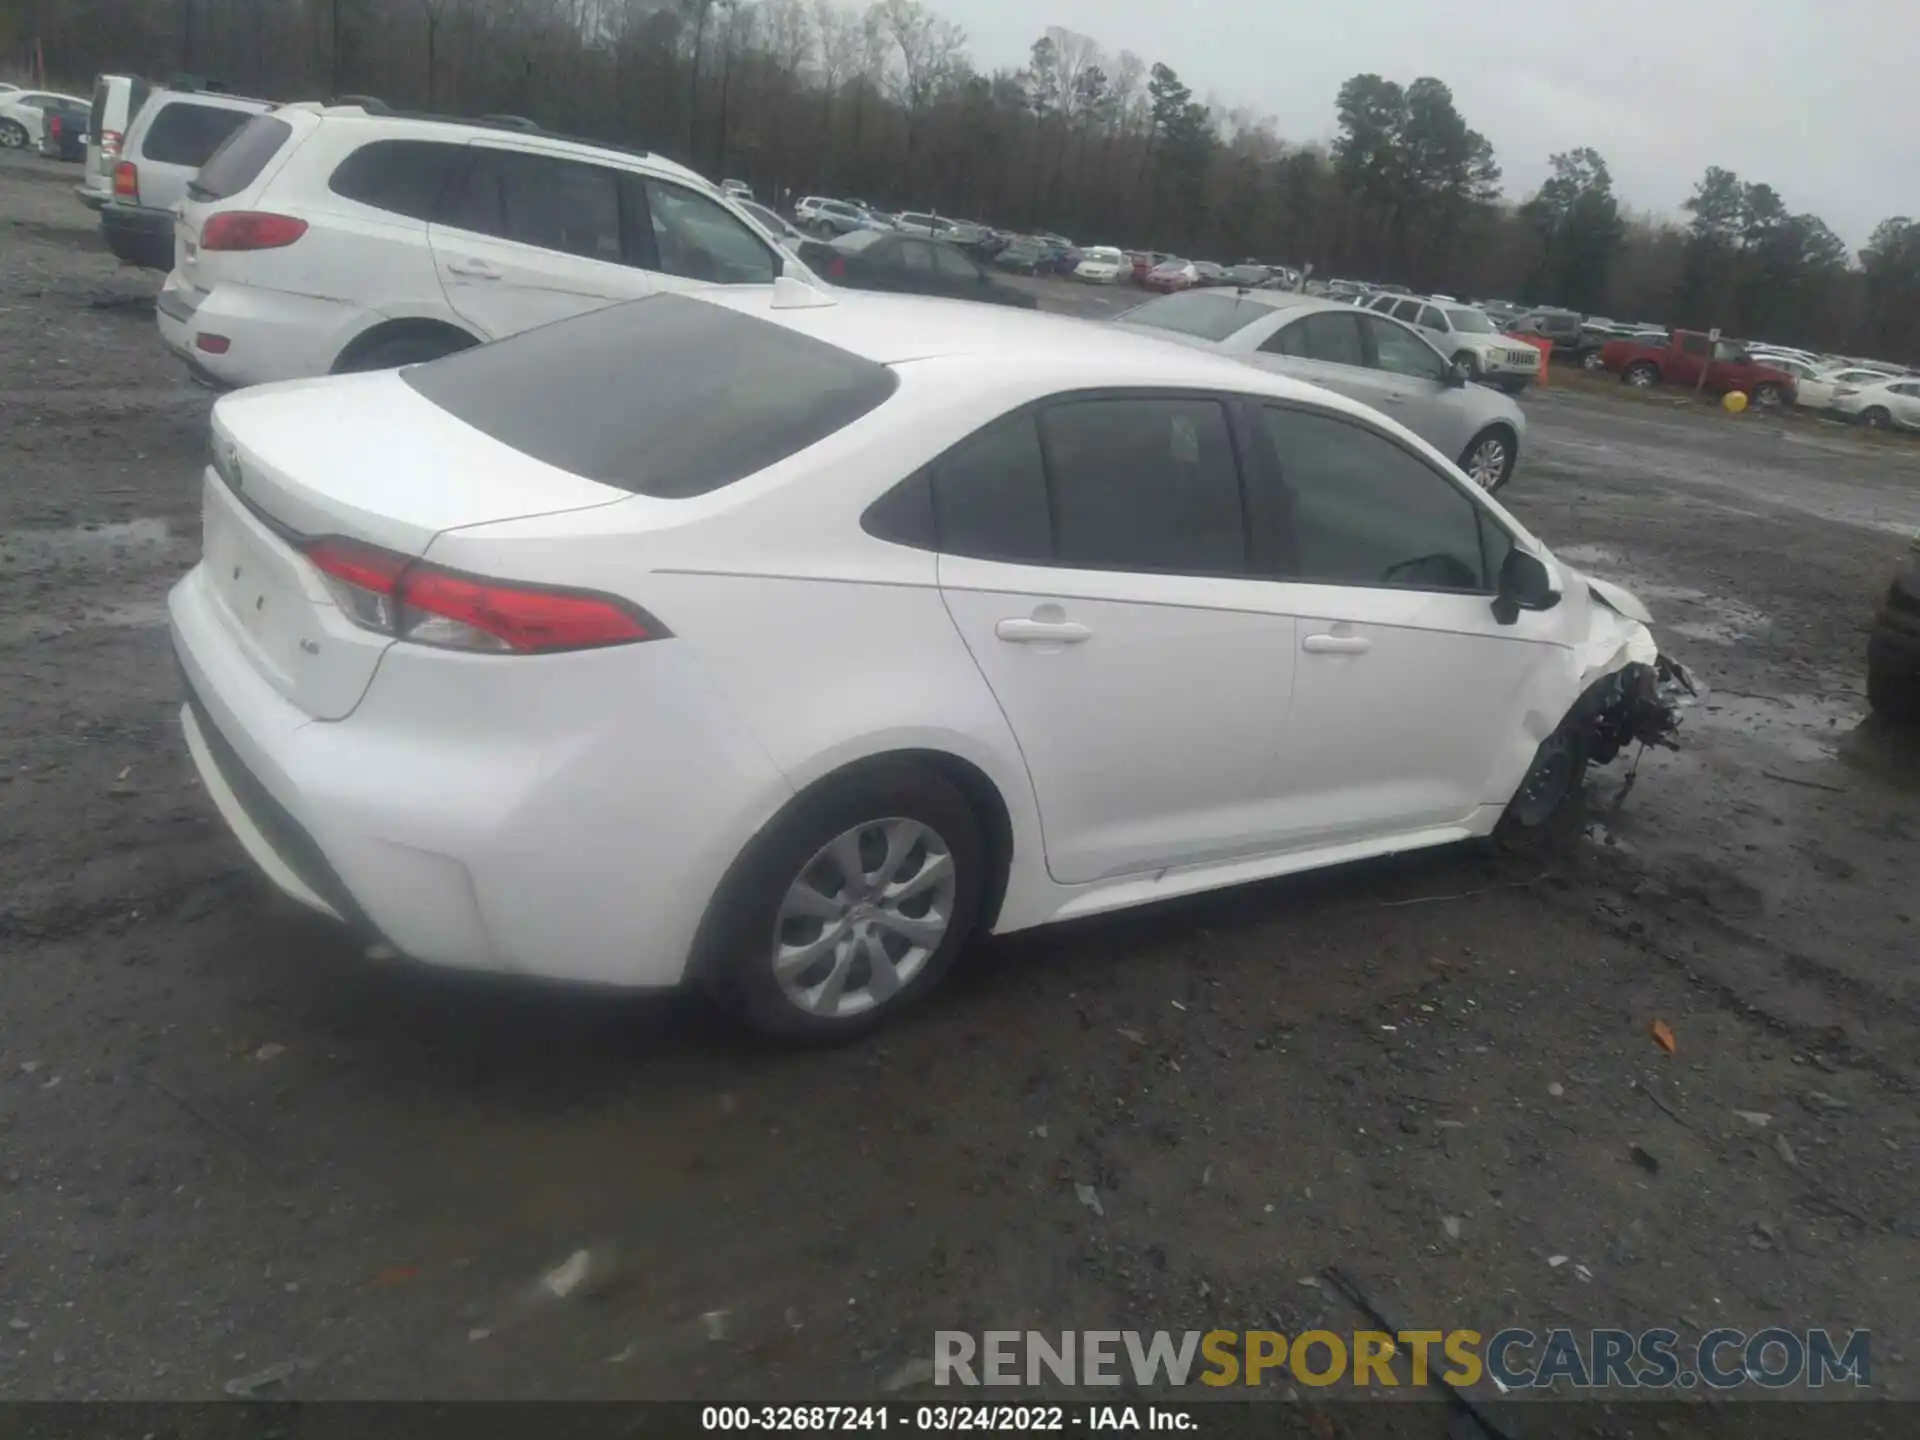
(74, 182, 108, 210)
(100, 203, 176, 270)
(155, 275, 366, 388)
(168, 561, 790, 988)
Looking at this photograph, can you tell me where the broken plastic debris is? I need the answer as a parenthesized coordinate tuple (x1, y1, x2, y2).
(223, 1359, 297, 1398)
(1650, 1019, 1678, 1055)
(1442, 1216, 1462, 1240)
(1547, 1255, 1569, 1268)
(252, 1043, 286, 1062)
(1116, 1027, 1146, 1045)
(540, 1250, 592, 1299)
(1074, 1183, 1105, 1218)
(702, 1310, 729, 1341)
(1734, 1110, 1773, 1128)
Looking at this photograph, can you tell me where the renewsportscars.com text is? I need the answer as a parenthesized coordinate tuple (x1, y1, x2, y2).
(933, 1327, 1870, 1391)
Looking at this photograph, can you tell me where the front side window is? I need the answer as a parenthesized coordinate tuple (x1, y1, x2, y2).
(1041, 398, 1244, 576)
(1265, 311, 1366, 368)
(1365, 318, 1448, 380)
(1253, 406, 1490, 592)
(642, 178, 776, 283)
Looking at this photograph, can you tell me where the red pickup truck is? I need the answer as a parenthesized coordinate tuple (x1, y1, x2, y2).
(1598, 330, 1798, 407)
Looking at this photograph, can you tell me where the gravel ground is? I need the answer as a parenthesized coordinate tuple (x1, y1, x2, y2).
(2, 148, 1917, 1409)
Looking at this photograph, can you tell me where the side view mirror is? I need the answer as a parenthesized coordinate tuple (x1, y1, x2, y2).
(1446, 358, 1471, 388)
(1492, 548, 1559, 625)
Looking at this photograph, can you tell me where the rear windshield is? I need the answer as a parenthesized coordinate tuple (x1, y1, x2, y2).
(189, 114, 292, 200)
(403, 294, 899, 499)
(1122, 290, 1270, 342)
(141, 101, 254, 167)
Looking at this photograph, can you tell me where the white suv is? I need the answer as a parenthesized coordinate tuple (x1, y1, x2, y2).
(1368, 294, 1541, 394)
(155, 104, 807, 388)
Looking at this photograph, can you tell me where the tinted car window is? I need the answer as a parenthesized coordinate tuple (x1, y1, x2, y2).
(1389, 298, 1424, 323)
(1254, 406, 1487, 592)
(443, 149, 624, 262)
(642, 178, 776, 283)
(1265, 311, 1366, 367)
(1681, 334, 1710, 356)
(1123, 290, 1269, 342)
(189, 114, 292, 200)
(1418, 305, 1446, 330)
(1041, 398, 1244, 576)
(404, 293, 897, 499)
(898, 240, 936, 274)
(328, 139, 464, 220)
(140, 101, 253, 167)
(929, 414, 1052, 564)
(934, 245, 980, 282)
(1365, 318, 1448, 380)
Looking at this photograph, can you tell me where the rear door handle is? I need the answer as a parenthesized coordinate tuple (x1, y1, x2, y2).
(996, 618, 1092, 644)
(446, 257, 501, 279)
(1303, 633, 1371, 655)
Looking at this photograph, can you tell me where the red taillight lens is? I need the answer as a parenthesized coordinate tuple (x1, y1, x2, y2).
(200, 212, 309, 251)
(829, 256, 846, 278)
(48, 116, 63, 139)
(101, 129, 123, 158)
(113, 161, 139, 201)
(301, 537, 657, 654)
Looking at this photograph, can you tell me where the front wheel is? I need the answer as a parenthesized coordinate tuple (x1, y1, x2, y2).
(1751, 383, 1784, 409)
(701, 763, 986, 1043)
(1860, 407, 1892, 430)
(1460, 426, 1517, 493)
(0, 120, 28, 150)
(1623, 362, 1658, 389)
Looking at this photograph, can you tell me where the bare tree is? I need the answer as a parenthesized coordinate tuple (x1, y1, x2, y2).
(871, 0, 963, 182)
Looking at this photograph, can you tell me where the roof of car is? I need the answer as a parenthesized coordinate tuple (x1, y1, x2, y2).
(691, 288, 1386, 418)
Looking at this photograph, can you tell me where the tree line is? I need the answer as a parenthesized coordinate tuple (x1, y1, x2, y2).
(9, 0, 1917, 363)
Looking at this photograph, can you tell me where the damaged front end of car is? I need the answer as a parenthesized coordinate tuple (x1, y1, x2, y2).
(1503, 581, 1700, 830)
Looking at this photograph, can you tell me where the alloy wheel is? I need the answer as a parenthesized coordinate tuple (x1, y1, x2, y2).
(1465, 436, 1509, 491)
(0, 122, 27, 150)
(1626, 366, 1656, 388)
(771, 817, 957, 1019)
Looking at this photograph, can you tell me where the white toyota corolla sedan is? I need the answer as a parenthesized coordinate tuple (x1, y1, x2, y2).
(169, 282, 1690, 1041)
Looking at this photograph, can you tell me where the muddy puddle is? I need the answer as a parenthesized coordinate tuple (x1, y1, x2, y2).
(0, 518, 174, 572)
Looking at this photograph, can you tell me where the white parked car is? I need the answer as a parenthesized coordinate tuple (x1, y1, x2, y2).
(0, 88, 88, 149)
(1373, 295, 1541, 393)
(794, 196, 886, 236)
(168, 285, 1688, 1041)
(1073, 246, 1130, 284)
(154, 103, 809, 388)
(1831, 377, 1920, 431)
(1757, 360, 1889, 410)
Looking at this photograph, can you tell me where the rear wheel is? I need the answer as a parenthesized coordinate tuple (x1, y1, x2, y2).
(1459, 426, 1517, 494)
(0, 120, 28, 150)
(334, 331, 473, 373)
(1623, 362, 1658, 389)
(701, 763, 985, 1043)
(1751, 382, 1785, 409)
(1580, 349, 1606, 371)
(1860, 406, 1893, 430)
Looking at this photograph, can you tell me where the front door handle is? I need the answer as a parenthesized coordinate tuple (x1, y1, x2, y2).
(446, 257, 501, 279)
(1303, 633, 1371, 655)
(996, 618, 1092, 644)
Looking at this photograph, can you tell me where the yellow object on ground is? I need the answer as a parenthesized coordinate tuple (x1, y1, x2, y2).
(1723, 390, 1749, 414)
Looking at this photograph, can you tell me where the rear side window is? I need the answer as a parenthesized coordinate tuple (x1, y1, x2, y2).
(328, 139, 464, 220)
(141, 102, 253, 167)
(929, 415, 1052, 564)
(402, 293, 898, 499)
(1041, 398, 1244, 576)
(1123, 290, 1269, 342)
(190, 114, 292, 200)
(440, 148, 625, 264)
(1265, 311, 1366, 366)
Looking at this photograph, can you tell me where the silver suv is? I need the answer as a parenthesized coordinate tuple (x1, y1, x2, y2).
(101, 87, 274, 269)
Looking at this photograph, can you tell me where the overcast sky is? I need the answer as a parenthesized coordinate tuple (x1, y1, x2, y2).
(948, 0, 1917, 252)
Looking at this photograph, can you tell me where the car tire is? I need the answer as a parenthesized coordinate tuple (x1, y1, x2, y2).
(0, 120, 28, 150)
(1495, 725, 1590, 846)
(700, 761, 986, 1044)
(1459, 352, 1483, 384)
(1623, 362, 1658, 389)
(1459, 425, 1517, 494)
(1868, 661, 1920, 724)
(1860, 407, 1892, 430)
(335, 331, 473, 373)
(1751, 383, 1784, 409)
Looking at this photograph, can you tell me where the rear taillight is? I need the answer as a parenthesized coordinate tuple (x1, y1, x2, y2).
(113, 161, 139, 201)
(301, 537, 660, 655)
(101, 129, 123, 158)
(200, 212, 309, 251)
(48, 116, 63, 139)
(829, 256, 846, 278)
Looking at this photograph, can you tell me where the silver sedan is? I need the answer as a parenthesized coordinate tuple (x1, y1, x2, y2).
(1112, 290, 1527, 492)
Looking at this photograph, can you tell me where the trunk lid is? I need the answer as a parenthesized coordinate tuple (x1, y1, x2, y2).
(205, 371, 634, 719)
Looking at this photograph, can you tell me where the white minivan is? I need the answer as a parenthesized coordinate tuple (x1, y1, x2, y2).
(77, 73, 152, 211)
